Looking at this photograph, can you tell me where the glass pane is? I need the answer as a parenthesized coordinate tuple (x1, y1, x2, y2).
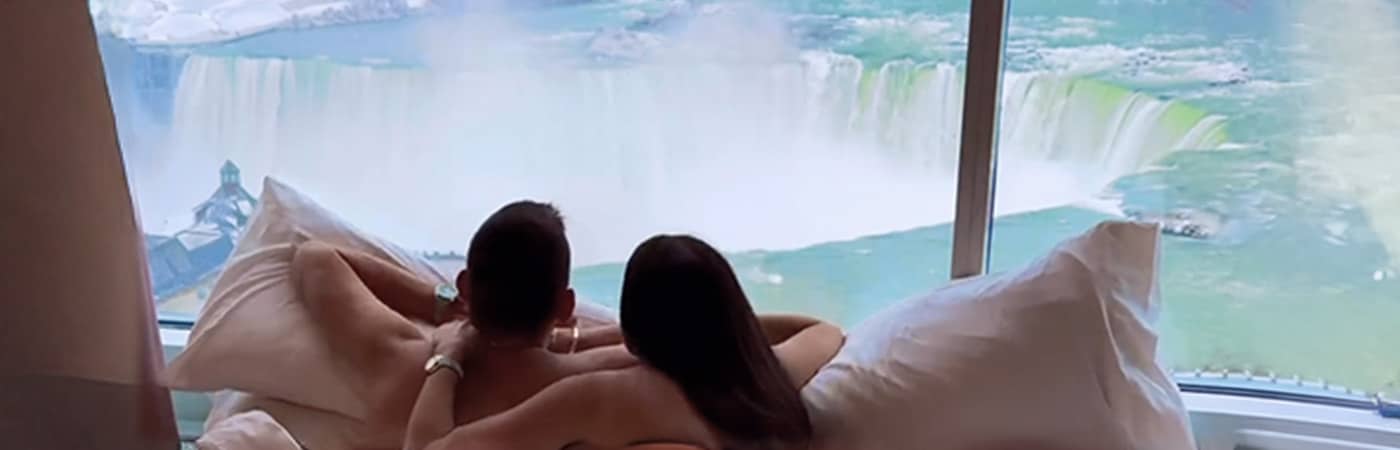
(90, 0, 969, 327)
(991, 0, 1400, 397)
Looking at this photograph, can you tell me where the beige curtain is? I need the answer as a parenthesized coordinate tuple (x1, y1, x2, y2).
(0, 1, 180, 448)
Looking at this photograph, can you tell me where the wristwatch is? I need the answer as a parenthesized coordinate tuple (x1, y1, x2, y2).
(433, 283, 458, 323)
(424, 354, 464, 379)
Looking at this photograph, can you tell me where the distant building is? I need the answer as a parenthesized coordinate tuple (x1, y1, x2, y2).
(195, 161, 258, 234)
(145, 161, 255, 302)
(424, 250, 466, 277)
(145, 161, 463, 313)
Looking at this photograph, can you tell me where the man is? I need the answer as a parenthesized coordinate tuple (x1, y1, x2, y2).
(290, 201, 633, 448)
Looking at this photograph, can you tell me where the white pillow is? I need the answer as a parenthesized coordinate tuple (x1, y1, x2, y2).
(166, 178, 617, 421)
(802, 221, 1194, 450)
(204, 391, 376, 450)
(195, 409, 301, 450)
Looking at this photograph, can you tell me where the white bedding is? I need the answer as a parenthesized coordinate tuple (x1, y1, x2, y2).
(196, 408, 301, 450)
(182, 180, 1191, 449)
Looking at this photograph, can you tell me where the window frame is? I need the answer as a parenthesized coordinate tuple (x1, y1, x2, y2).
(950, 0, 1006, 280)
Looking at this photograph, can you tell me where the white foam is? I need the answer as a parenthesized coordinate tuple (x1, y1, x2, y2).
(1009, 16, 1110, 40)
(142, 13, 223, 44)
(621, 8, 648, 21)
(209, 1, 289, 38)
(1020, 43, 1249, 87)
(841, 14, 964, 44)
(587, 28, 665, 61)
(90, 0, 433, 45)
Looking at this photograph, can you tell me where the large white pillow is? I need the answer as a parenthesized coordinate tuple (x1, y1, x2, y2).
(195, 409, 301, 450)
(802, 221, 1194, 450)
(166, 178, 617, 421)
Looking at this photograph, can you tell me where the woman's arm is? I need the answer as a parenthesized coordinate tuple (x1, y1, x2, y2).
(413, 373, 618, 450)
(405, 368, 462, 450)
(404, 322, 474, 450)
(772, 321, 845, 387)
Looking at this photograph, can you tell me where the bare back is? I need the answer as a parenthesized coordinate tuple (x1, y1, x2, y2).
(289, 241, 638, 448)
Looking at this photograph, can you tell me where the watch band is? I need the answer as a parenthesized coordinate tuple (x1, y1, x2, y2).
(424, 354, 464, 379)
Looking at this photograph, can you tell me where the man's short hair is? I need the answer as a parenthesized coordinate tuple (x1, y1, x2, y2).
(466, 201, 570, 337)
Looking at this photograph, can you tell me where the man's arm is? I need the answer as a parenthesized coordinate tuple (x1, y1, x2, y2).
(759, 314, 845, 386)
(547, 324, 624, 354)
(773, 321, 844, 387)
(556, 317, 837, 376)
(290, 240, 430, 422)
(550, 312, 816, 354)
(297, 240, 445, 324)
(545, 323, 640, 372)
(560, 315, 829, 351)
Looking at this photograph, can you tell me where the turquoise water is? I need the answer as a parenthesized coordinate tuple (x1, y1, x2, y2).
(97, 0, 1400, 397)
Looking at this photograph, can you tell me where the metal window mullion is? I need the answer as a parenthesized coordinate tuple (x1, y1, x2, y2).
(950, 0, 1008, 280)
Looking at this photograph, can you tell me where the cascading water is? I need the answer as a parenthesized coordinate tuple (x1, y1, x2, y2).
(152, 52, 1226, 263)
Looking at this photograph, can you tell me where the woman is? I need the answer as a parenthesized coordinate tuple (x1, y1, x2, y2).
(405, 235, 845, 450)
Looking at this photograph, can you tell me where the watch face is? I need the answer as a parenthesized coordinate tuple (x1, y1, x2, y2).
(435, 284, 458, 303)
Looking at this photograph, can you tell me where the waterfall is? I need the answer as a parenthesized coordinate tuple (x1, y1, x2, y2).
(150, 52, 1227, 263)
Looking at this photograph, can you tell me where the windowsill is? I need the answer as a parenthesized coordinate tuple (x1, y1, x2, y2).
(159, 328, 207, 441)
(156, 327, 1400, 447)
(1186, 392, 1400, 449)
(1186, 392, 1398, 434)
(160, 327, 190, 355)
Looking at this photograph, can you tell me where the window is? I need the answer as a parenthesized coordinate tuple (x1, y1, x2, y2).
(989, 0, 1400, 398)
(90, 1, 970, 327)
(92, 0, 1398, 403)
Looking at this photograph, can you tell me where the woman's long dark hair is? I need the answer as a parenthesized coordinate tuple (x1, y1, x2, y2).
(619, 235, 812, 448)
